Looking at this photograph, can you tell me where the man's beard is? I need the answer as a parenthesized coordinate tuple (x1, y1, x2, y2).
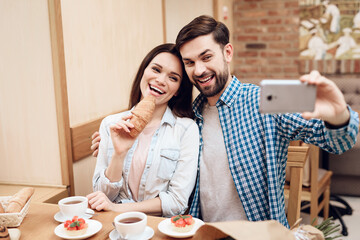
(194, 66, 229, 98)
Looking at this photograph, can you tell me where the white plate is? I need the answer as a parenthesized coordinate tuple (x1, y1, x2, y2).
(54, 208, 95, 222)
(54, 219, 102, 240)
(109, 226, 154, 240)
(158, 218, 205, 238)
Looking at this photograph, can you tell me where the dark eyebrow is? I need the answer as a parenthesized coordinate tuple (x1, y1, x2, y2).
(152, 63, 162, 68)
(199, 49, 212, 57)
(152, 63, 181, 78)
(182, 49, 213, 61)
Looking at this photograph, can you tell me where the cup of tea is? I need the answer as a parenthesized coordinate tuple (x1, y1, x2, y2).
(58, 196, 88, 218)
(114, 212, 147, 239)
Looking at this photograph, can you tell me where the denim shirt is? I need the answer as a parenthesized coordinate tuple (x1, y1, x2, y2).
(189, 76, 359, 227)
(93, 107, 199, 217)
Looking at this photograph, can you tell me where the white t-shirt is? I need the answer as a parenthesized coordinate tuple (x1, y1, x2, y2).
(200, 104, 247, 222)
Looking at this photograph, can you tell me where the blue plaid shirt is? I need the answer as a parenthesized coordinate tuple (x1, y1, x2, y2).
(189, 76, 359, 227)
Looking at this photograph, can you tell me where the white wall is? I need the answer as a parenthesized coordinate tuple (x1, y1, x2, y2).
(0, 0, 164, 192)
(62, 0, 164, 126)
(60, 0, 164, 195)
(0, 0, 62, 185)
(165, 0, 213, 43)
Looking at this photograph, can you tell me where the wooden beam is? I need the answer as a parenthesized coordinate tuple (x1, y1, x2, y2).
(70, 110, 123, 162)
(48, 0, 75, 195)
(71, 117, 103, 162)
(162, 0, 166, 43)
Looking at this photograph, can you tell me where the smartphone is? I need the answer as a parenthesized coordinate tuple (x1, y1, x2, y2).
(259, 80, 317, 114)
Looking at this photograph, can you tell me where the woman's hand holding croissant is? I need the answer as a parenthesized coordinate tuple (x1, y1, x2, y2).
(110, 115, 137, 156)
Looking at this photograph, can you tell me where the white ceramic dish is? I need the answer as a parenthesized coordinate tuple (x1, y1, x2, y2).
(157, 218, 205, 238)
(54, 219, 102, 240)
(54, 208, 95, 222)
(109, 226, 154, 240)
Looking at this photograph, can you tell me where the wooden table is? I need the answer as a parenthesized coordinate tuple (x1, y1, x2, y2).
(15, 202, 192, 239)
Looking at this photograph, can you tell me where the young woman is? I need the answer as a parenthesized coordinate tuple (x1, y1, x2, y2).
(87, 44, 199, 217)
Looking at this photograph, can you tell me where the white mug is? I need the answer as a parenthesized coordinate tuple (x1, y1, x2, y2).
(114, 211, 147, 239)
(58, 196, 88, 219)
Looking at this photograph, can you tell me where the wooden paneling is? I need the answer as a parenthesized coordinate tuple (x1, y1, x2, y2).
(0, 0, 62, 185)
(48, 0, 74, 195)
(71, 117, 103, 162)
(73, 155, 97, 196)
(61, 0, 164, 127)
(0, 183, 68, 204)
(59, 0, 165, 195)
(70, 110, 126, 162)
(213, 0, 234, 73)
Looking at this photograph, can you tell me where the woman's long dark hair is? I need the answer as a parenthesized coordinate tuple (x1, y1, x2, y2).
(128, 43, 194, 119)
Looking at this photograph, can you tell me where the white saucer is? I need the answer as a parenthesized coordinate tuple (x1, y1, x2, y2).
(54, 219, 102, 240)
(54, 208, 95, 222)
(109, 226, 154, 240)
(158, 218, 205, 238)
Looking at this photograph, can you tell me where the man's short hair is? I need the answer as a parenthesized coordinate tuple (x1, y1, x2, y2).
(175, 15, 229, 51)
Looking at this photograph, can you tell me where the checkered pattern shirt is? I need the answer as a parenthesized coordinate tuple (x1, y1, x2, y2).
(189, 76, 359, 227)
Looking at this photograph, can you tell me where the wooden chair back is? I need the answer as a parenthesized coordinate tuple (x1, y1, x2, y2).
(286, 145, 309, 228)
(285, 141, 333, 226)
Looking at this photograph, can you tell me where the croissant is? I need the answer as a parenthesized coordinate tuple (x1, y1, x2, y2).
(6, 187, 34, 213)
(128, 95, 156, 137)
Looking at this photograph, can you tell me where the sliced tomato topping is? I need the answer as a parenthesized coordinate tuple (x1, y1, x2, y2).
(184, 217, 194, 225)
(174, 218, 186, 227)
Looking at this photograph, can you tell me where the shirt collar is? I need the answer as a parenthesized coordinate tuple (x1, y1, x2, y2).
(193, 76, 242, 119)
(161, 106, 176, 127)
(130, 105, 176, 127)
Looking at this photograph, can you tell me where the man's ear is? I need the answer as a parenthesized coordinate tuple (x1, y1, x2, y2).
(223, 43, 233, 63)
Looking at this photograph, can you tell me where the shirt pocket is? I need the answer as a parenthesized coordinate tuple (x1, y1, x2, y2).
(157, 148, 180, 180)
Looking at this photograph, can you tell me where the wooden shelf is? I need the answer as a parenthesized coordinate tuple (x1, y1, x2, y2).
(0, 184, 68, 204)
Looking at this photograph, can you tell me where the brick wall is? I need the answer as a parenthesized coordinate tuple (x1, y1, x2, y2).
(232, 0, 360, 84)
(233, 0, 300, 83)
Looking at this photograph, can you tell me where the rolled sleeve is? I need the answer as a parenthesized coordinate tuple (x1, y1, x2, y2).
(93, 169, 123, 201)
(325, 107, 359, 154)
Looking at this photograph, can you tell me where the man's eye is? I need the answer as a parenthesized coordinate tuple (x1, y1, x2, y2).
(184, 61, 193, 66)
(203, 55, 212, 61)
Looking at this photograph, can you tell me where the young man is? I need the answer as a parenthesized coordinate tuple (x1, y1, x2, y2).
(91, 15, 358, 227)
(173, 15, 358, 227)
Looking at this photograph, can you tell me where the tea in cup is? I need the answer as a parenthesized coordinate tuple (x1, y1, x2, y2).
(114, 212, 147, 239)
(58, 196, 88, 218)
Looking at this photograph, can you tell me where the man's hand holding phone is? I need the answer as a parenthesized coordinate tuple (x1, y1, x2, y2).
(299, 70, 350, 127)
(260, 70, 350, 127)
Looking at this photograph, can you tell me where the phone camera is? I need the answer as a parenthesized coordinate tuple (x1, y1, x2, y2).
(267, 95, 273, 101)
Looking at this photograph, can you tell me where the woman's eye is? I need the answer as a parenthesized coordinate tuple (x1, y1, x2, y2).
(152, 67, 161, 73)
(170, 76, 179, 81)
